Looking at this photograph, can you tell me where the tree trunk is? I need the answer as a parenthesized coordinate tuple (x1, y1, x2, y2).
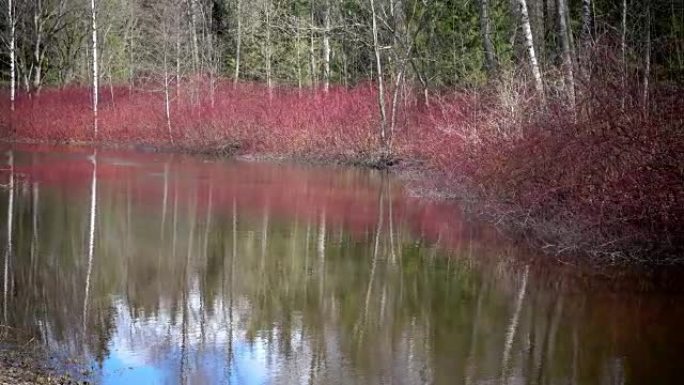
(643, 2, 651, 113)
(557, 0, 576, 114)
(517, 0, 545, 99)
(323, 0, 331, 92)
(621, 0, 627, 108)
(164, 47, 173, 143)
(8, 0, 15, 112)
(580, 0, 592, 48)
(90, 0, 99, 137)
(295, 16, 303, 92)
(579, 0, 592, 79)
(265, 2, 273, 92)
(233, 0, 242, 85)
(310, 0, 317, 88)
(188, 0, 200, 74)
(478, 0, 497, 75)
(370, 0, 388, 153)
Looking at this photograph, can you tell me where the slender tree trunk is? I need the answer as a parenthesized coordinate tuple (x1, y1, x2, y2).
(557, 0, 576, 115)
(189, 0, 200, 74)
(621, 0, 627, 108)
(479, 0, 497, 75)
(296, 16, 303, 93)
(370, 0, 388, 153)
(643, 2, 651, 113)
(265, 2, 273, 93)
(323, 0, 331, 92)
(517, 0, 545, 99)
(580, 0, 592, 49)
(164, 47, 173, 143)
(176, 31, 181, 99)
(234, 0, 242, 85)
(91, 0, 99, 137)
(8, 0, 15, 112)
(310, 0, 317, 88)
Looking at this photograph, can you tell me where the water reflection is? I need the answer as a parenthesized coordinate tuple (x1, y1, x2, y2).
(0, 144, 683, 385)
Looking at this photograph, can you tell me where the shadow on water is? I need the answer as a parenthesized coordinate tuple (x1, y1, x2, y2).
(0, 143, 683, 385)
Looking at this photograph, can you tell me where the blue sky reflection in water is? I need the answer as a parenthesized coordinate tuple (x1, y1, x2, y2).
(1, 144, 684, 385)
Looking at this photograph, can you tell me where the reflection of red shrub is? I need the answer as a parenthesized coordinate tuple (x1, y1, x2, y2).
(2, 68, 682, 261)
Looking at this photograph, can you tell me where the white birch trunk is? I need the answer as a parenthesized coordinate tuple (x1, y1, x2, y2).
(91, 0, 99, 136)
(233, 0, 242, 85)
(517, 0, 545, 98)
(8, 0, 15, 112)
(370, 0, 388, 152)
(323, 0, 331, 93)
(164, 48, 173, 143)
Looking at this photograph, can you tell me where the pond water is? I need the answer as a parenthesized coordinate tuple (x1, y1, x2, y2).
(0, 144, 682, 385)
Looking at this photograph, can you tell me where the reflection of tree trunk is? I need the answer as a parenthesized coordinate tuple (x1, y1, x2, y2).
(83, 150, 98, 333)
(225, 198, 237, 377)
(542, 292, 564, 381)
(387, 183, 396, 264)
(172, 178, 179, 258)
(29, 180, 39, 289)
(317, 210, 326, 304)
(180, 195, 196, 385)
(3, 151, 15, 327)
(501, 265, 529, 383)
(361, 180, 385, 332)
(160, 161, 170, 241)
(465, 279, 487, 385)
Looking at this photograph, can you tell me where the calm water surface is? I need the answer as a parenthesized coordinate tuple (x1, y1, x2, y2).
(0, 144, 682, 385)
